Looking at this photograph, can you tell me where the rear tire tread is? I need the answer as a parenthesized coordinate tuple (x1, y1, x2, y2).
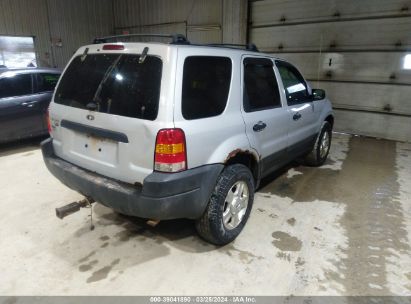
(195, 164, 254, 245)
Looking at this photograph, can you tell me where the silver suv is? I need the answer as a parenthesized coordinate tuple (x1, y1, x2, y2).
(41, 34, 333, 245)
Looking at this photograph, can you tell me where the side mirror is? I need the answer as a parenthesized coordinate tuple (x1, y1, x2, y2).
(312, 89, 326, 100)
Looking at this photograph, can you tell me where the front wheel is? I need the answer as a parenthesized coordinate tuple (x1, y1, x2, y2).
(304, 121, 332, 166)
(195, 164, 254, 245)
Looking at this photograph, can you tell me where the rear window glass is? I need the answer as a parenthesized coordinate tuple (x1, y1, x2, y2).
(182, 56, 232, 120)
(55, 54, 162, 120)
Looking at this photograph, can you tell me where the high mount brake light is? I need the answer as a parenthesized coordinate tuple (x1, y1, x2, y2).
(102, 44, 125, 51)
(154, 129, 187, 173)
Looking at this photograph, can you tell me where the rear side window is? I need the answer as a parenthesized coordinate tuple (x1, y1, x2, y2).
(276, 60, 309, 105)
(35, 73, 59, 93)
(55, 54, 162, 120)
(0, 73, 32, 98)
(182, 56, 232, 120)
(243, 58, 281, 112)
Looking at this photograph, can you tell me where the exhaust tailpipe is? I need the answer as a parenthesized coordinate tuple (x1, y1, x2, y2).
(55, 198, 94, 219)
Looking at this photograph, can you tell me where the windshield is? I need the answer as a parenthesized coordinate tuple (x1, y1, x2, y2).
(54, 54, 162, 120)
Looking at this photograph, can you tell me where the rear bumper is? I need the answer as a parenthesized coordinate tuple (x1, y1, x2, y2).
(41, 138, 223, 219)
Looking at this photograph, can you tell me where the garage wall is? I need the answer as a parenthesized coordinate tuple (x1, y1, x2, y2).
(0, 0, 113, 68)
(46, 0, 114, 68)
(112, 0, 247, 44)
(249, 0, 411, 142)
(0, 0, 50, 66)
(0, 0, 248, 68)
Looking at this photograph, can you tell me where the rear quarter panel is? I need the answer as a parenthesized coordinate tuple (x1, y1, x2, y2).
(173, 48, 255, 168)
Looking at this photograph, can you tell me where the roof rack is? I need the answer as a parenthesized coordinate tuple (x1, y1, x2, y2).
(205, 43, 259, 52)
(93, 33, 190, 45)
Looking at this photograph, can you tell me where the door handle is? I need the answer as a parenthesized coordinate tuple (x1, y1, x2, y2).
(22, 101, 38, 107)
(293, 112, 302, 121)
(253, 121, 267, 132)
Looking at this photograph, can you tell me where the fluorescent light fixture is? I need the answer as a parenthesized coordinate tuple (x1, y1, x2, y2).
(404, 54, 411, 70)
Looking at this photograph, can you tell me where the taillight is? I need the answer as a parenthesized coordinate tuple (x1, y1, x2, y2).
(154, 129, 187, 173)
(46, 108, 52, 134)
(102, 44, 125, 50)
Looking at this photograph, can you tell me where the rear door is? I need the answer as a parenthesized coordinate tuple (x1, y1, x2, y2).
(275, 60, 318, 157)
(50, 45, 174, 184)
(0, 72, 44, 142)
(241, 56, 289, 177)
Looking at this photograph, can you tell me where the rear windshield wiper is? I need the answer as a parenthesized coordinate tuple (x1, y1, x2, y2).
(89, 54, 123, 110)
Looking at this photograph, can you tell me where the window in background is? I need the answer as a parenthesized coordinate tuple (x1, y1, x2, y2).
(0, 36, 36, 69)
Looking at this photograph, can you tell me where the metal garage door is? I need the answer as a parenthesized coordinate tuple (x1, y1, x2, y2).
(113, 0, 223, 44)
(249, 0, 411, 142)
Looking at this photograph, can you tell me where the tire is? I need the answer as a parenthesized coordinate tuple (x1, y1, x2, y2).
(304, 121, 332, 166)
(195, 164, 255, 245)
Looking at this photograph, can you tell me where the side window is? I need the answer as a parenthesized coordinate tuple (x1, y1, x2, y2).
(243, 57, 281, 112)
(0, 73, 32, 98)
(182, 56, 232, 120)
(276, 61, 309, 105)
(35, 73, 60, 93)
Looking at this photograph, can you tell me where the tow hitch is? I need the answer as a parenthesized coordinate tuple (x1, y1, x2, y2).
(56, 197, 96, 230)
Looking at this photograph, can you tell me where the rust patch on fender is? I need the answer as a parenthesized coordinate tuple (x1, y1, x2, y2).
(224, 149, 244, 163)
(224, 149, 255, 163)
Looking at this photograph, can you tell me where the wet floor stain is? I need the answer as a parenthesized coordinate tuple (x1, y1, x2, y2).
(223, 244, 265, 264)
(78, 251, 96, 263)
(287, 217, 296, 226)
(276, 251, 291, 261)
(295, 257, 305, 267)
(261, 136, 410, 295)
(2, 297, 18, 304)
(86, 258, 120, 283)
(79, 259, 98, 272)
(60, 210, 217, 283)
(272, 231, 302, 251)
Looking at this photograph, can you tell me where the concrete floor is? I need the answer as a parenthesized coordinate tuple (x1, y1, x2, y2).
(0, 133, 410, 295)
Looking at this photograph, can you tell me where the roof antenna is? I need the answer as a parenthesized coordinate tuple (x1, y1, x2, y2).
(139, 47, 149, 64)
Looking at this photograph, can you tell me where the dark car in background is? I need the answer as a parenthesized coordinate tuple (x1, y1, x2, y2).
(0, 68, 60, 143)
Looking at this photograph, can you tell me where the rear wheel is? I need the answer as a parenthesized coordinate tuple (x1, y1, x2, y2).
(195, 164, 254, 245)
(304, 121, 332, 166)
